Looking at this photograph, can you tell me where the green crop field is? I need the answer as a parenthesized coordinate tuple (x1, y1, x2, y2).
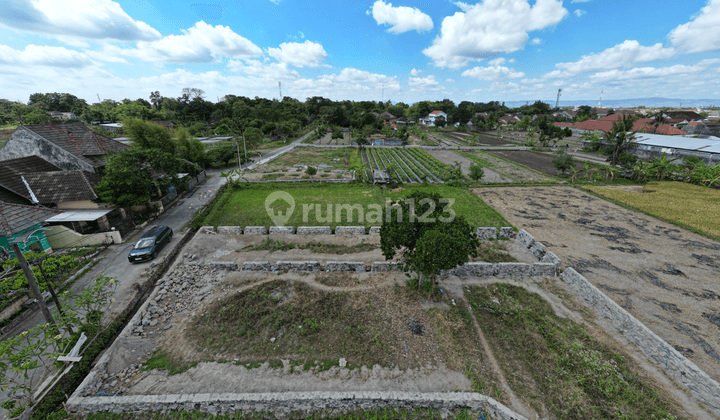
(202, 183, 510, 229)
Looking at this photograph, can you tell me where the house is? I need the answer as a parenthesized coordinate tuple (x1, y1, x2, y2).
(554, 110, 577, 120)
(22, 171, 103, 210)
(378, 112, 396, 126)
(421, 110, 448, 127)
(270, 129, 288, 142)
(553, 122, 572, 128)
(498, 115, 519, 126)
(571, 117, 688, 136)
(99, 123, 123, 132)
(0, 201, 62, 258)
(708, 111, 720, 120)
(0, 156, 62, 205)
(684, 121, 720, 137)
(0, 123, 129, 172)
(48, 111, 78, 120)
(663, 111, 704, 122)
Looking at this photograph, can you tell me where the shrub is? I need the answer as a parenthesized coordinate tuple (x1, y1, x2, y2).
(469, 162, 485, 182)
(305, 166, 317, 176)
(552, 149, 575, 175)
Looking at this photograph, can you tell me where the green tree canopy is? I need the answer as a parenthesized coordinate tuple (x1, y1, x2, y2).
(123, 118, 176, 155)
(380, 191, 479, 288)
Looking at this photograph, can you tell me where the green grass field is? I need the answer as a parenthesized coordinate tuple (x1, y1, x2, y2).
(203, 183, 510, 229)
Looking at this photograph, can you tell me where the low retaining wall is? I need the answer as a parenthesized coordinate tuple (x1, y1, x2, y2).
(244, 226, 267, 235)
(275, 261, 322, 272)
(334, 226, 366, 235)
(297, 226, 333, 235)
(217, 226, 242, 235)
(67, 391, 526, 420)
(326, 261, 366, 273)
(561, 268, 720, 416)
(269, 226, 295, 234)
(241, 262, 271, 271)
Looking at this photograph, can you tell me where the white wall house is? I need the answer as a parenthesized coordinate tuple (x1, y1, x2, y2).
(421, 110, 448, 127)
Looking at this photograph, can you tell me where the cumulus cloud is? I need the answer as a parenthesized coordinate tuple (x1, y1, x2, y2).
(589, 64, 702, 81)
(0, 0, 160, 42)
(423, 0, 567, 69)
(446, 78, 455, 82)
(410, 68, 421, 76)
(554, 40, 676, 75)
(531, 38, 542, 45)
(267, 40, 329, 67)
(668, 0, 720, 53)
(408, 75, 439, 88)
(370, 0, 433, 34)
(123, 21, 262, 63)
(0, 44, 94, 67)
(228, 59, 301, 79)
(461, 65, 525, 81)
(488, 57, 506, 66)
(323, 68, 398, 86)
(573, 9, 586, 17)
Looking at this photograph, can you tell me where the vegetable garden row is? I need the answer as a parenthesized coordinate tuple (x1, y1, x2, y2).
(361, 147, 457, 183)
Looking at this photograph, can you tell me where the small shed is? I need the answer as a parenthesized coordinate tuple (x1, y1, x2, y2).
(373, 170, 390, 184)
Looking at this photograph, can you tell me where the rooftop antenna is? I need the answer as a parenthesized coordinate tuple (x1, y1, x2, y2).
(555, 88, 562, 109)
(97, 94, 101, 102)
(278, 82, 282, 100)
(598, 90, 603, 108)
(679, 101, 683, 108)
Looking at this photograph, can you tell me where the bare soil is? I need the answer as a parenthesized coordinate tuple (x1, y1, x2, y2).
(488, 150, 592, 176)
(426, 150, 513, 183)
(474, 186, 720, 382)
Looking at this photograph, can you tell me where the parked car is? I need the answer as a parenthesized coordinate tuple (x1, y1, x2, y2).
(128, 225, 173, 263)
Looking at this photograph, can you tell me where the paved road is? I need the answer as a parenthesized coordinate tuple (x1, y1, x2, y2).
(0, 171, 226, 418)
(241, 131, 314, 170)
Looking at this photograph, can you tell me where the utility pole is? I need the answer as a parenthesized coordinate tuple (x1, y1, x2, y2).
(11, 243, 56, 330)
(37, 264, 72, 334)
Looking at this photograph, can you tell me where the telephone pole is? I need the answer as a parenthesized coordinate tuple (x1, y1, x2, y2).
(11, 243, 56, 329)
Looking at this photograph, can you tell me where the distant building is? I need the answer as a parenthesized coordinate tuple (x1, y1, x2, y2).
(47, 111, 78, 120)
(421, 110, 448, 127)
(100, 123, 123, 132)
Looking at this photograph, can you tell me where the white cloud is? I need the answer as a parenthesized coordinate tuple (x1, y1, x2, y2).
(461, 65, 525, 81)
(370, 0, 433, 34)
(488, 57, 506, 66)
(269, 0, 281, 4)
(446, 78, 455, 82)
(571, 0, 590, 2)
(668, 0, 720, 53)
(267, 40, 329, 68)
(554, 40, 676, 74)
(423, 0, 567, 69)
(589, 64, 702, 81)
(408, 75, 439, 88)
(323, 68, 398, 86)
(573, 9, 586, 17)
(0, 0, 160, 42)
(531, 38, 542, 45)
(228, 59, 300, 80)
(0, 44, 94, 67)
(123, 21, 262, 63)
(410, 68, 421, 76)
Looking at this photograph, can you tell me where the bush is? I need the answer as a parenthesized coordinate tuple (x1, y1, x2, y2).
(618, 152, 638, 167)
(305, 166, 317, 176)
(552, 149, 575, 175)
(469, 162, 485, 182)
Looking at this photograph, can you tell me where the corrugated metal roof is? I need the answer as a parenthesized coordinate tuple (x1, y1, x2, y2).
(635, 133, 720, 151)
(45, 208, 113, 223)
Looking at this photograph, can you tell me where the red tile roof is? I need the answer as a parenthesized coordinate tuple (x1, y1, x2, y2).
(688, 121, 700, 126)
(571, 118, 687, 135)
(553, 122, 572, 127)
(429, 110, 445, 115)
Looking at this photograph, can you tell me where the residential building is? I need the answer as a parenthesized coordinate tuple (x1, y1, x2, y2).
(0, 123, 129, 172)
(0, 156, 61, 205)
(0, 201, 61, 258)
(22, 170, 103, 210)
(48, 111, 78, 120)
(421, 110, 448, 127)
(571, 117, 688, 136)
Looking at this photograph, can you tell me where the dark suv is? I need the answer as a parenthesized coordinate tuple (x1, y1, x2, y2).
(128, 225, 173, 263)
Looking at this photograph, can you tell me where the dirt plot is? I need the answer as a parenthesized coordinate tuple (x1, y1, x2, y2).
(474, 186, 720, 382)
(444, 132, 515, 147)
(488, 150, 593, 176)
(425, 149, 513, 183)
(463, 151, 557, 183)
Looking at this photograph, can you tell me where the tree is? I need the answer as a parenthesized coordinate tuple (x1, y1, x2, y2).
(175, 128, 207, 167)
(207, 144, 237, 167)
(243, 127, 263, 151)
(552, 149, 575, 175)
(434, 115, 446, 129)
(123, 118, 176, 155)
(95, 149, 194, 208)
(468, 163, 485, 182)
(604, 114, 639, 166)
(380, 191, 479, 290)
(149, 91, 162, 109)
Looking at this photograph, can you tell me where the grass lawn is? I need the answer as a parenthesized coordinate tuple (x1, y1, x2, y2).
(266, 147, 356, 171)
(584, 182, 720, 238)
(202, 183, 510, 228)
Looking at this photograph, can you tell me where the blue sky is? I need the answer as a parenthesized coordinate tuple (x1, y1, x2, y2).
(1, 0, 719, 104)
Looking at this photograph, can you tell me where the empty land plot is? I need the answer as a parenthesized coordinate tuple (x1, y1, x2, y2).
(84, 232, 694, 419)
(202, 183, 510, 229)
(488, 150, 593, 176)
(264, 147, 355, 171)
(427, 150, 513, 183)
(474, 186, 720, 383)
(462, 151, 557, 183)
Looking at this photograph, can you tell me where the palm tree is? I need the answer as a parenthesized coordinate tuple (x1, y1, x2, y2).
(604, 114, 638, 166)
(652, 112, 667, 134)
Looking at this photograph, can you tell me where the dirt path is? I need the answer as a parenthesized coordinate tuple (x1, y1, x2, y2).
(426, 149, 513, 183)
(474, 186, 720, 382)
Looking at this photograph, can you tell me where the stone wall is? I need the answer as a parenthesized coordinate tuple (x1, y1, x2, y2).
(561, 268, 720, 416)
(67, 391, 526, 420)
